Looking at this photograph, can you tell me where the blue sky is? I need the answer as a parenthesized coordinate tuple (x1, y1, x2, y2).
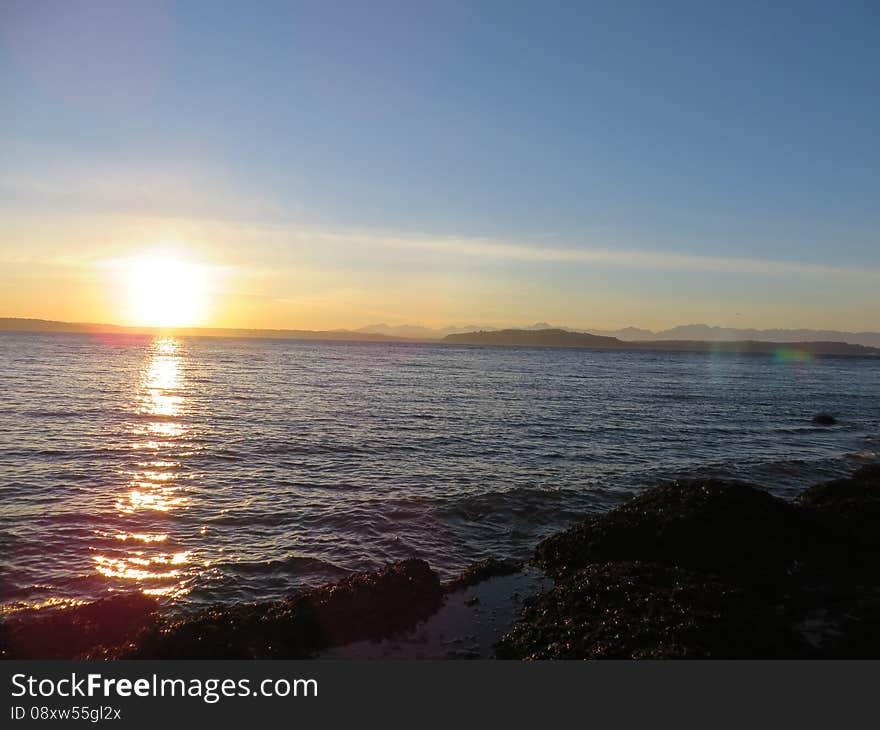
(1, 1, 878, 330)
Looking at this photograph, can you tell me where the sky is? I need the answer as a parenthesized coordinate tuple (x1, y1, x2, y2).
(1, 0, 878, 332)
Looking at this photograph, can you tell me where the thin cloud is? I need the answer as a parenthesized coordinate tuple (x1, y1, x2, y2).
(299, 228, 880, 280)
(2, 207, 875, 281)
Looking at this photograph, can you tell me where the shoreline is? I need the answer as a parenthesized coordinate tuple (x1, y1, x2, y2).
(3, 462, 879, 659)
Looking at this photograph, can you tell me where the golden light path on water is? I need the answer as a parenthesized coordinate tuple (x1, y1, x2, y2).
(92, 336, 194, 599)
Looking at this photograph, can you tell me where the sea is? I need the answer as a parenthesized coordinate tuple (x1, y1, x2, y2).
(1, 331, 878, 613)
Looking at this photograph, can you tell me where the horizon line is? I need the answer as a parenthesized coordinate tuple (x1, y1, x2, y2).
(2, 316, 879, 340)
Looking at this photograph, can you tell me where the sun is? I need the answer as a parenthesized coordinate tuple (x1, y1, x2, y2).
(122, 250, 212, 328)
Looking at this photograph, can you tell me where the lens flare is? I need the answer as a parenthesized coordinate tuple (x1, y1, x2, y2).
(773, 346, 814, 363)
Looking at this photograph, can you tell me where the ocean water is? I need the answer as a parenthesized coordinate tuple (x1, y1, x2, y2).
(1, 331, 878, 613)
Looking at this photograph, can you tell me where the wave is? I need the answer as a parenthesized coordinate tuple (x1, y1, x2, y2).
(24, 408, 111, 418)
(438, 485, 608, 524)
(217, 555, 350, 577)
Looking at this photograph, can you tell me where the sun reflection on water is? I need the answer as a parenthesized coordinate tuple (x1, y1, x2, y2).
(92, 336, 195, 601)
(114, 486, 187, 514)
(111, 532, 168, 543)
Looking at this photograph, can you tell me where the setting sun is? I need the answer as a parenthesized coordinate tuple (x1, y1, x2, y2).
(121, 251, 212, 328)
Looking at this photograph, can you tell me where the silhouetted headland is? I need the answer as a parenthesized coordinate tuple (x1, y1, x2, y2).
(3, 464, 880, 659)
(444, 328, 880, 357)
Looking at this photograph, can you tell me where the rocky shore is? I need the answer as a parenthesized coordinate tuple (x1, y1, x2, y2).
(3, 464, 879, 660)
(501, 465, 880, 658)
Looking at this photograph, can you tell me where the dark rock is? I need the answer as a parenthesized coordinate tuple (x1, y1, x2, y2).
(124, 558, 442, 659)
(496, 561, 804, 659)
(812, 413, 837, 425)
(853, 463, 880, 483)
(535, 479, 810, 582)
(0, 593, 158, 659)
(795, 464, 880, 555)
(789, 581, 880, 658)
(444, 558, 523, 593)
(295, 558, 442, 647)
(509, 468, 880, 660)
(0, 621, 10, 660)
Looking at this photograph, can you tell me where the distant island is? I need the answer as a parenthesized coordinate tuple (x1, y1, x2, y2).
(2, 318, 878, 357)
(444, 328, 880, 357)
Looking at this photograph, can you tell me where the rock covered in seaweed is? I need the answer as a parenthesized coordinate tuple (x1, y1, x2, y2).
(0, 593, 158, 660)
(496, 561, 802, 659)
(503, 467, 880, 660)
(444, 557, 523, 593)
(795, 463, 880, 557)
(124, 558, 442, 659)
(535, 479, 810, 581)
(1, 559, 442, 660)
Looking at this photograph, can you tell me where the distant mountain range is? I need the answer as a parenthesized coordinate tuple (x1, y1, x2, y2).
(594, 324, 880, 349)
(358, 321, 880, 348)
(354, 323, 491, 339)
